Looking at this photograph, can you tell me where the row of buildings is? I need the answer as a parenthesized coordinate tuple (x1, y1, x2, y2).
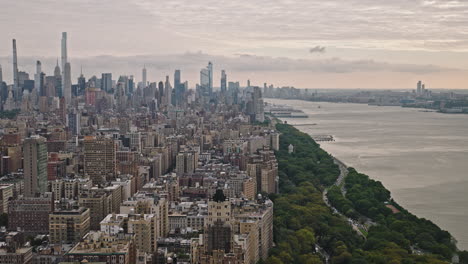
(0, 33, 278, 264)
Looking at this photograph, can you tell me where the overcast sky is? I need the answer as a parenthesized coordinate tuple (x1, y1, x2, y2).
(1, 0, 468, 89)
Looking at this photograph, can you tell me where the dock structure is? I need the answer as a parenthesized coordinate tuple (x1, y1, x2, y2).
(312, 135, 334, 142)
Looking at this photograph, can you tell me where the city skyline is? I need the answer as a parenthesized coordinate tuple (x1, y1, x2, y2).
(1, 0, 468, 89)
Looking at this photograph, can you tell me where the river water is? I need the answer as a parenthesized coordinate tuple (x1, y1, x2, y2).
(267, 99, 468, 250)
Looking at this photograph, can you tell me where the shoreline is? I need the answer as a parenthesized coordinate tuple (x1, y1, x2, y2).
(271, 122, 462, 263)
(288, 120, 462, 252)
(266, 97, 468, 115)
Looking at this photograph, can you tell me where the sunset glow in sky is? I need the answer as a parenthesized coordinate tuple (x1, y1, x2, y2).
(1, 0, 468, 88)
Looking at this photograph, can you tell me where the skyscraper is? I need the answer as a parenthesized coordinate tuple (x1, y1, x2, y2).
(417, 80, 422, 96)
(174, 70, 183, 106)
(101, 73, 112, 92)
(142, 66, 147, 88)
(221, 70, 227, 93)
(12, 39, 20, 101)
(34, 60, 42, 94)
(200, 62, 213, 96)
(164, 76, 172, 106)
(64, 62, 72, 104)
(0, 64, 3, 84)
(54, 61, 62, 97)
(158, 81, 164, 101)
(23, 136, 48, 197)
(208, 62, 213, 95)
(61, 32, 67, 81)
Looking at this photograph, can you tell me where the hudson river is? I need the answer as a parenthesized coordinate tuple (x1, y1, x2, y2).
(267, 98, 468, 250)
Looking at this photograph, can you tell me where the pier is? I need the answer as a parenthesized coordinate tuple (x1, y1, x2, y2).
(312, 135, 335, 142)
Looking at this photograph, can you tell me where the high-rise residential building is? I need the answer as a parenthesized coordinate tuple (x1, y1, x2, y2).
(0, 184, 13, 214)
(8, 193, 54, 236)
(221, 70, 227, 93)
(176, 150, 199, 175)
(23, 136, 48, 197)
(142, 66, 147, 89)
(253, 86, 265, 123)
(49, 206, 90, 244)
(64, 62, 71, 105)
(12, 39, 20, 101)
(34, 60, 42, 94)
(101, 73, 112, 92)
(204, 191, 233, 254)
(84, 136, 117, 185)
(101, 213, 159, 254)
(79, 192, 111, 230)
(64, 231, 136, 264)
(61, 32, 67, 85)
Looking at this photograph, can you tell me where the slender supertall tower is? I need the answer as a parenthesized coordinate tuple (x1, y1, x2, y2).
(61, 32, 69, 102)
(12, 39, 19, 101)
(142, 65, 147, 88)
(35, 60, 42, 93)
(61, 32, 67, 78)
(64, 62, 72, 104)
(221, 70, 227, 93)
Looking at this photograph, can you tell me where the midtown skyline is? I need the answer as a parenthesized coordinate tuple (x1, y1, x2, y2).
(1, 0, 468, 88)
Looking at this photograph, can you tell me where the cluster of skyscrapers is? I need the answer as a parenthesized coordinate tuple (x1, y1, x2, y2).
(0, 33, 271, 264)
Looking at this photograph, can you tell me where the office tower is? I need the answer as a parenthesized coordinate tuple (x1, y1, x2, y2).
(12, 39, 20, 101)
(174, 70, 181, 91)
(200, 62, 213, 96)
(247, 79, 251, 88)
(101, 73, 112, 92)
(68, 109, 81, 135)
(174, 69, 186, 106)
(0, 64, 3, 83)
(141, 66, 148, 88)
(23, 136, 48, 197)
(417, 80, 422, 96)
(64, 62, 71, 104)
(77, 69, 86, 95)
(174, 69, 182, 105)
(54, 61, 62, 97)
(221, 70, 227, 93)
(84, 136, 117, 185)
(158, 81, 164, 101)
(165, 75, 172, 106)
(128, 75, 134, 94)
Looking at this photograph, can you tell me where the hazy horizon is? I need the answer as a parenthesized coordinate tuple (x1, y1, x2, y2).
(1, 0, 468, 89)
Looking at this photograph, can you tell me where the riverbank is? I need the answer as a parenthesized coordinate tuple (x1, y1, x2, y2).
(266, 123, 460, 263)
(266, 98, 468, 251)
